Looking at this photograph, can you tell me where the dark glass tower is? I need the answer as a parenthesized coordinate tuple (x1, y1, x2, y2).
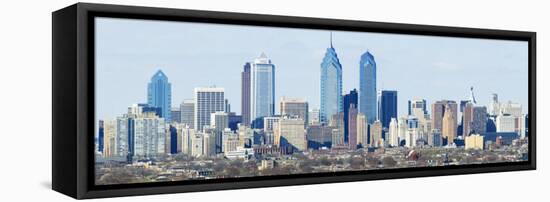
(377, 90, 397, 128)
(343, 89, 358, 143)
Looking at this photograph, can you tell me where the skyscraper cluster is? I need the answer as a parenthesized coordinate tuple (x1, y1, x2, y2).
(96, 33, 528, 164)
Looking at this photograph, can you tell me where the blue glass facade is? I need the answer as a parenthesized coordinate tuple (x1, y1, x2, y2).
(147, 70, 172, 122)
(320, 38, 343, 124)
(359, 51, 376, 124)
(378, 90, 398, 128)
(250, 53, 275, 128)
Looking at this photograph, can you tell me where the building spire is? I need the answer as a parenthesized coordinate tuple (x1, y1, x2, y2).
(330, 31, 333, 48)
(469, 86, 477, 104)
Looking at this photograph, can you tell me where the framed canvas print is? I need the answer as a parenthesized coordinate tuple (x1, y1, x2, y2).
(52, 3, 536, 199)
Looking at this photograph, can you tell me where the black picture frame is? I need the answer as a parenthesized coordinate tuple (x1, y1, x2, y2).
(52, 3, 536, 199)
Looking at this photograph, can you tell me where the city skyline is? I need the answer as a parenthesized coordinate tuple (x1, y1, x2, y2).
(94, 17, 529, 185)
(95, 17, 529, 122)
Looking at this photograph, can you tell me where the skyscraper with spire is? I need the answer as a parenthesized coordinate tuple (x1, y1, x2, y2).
(359, 50, 376, 124)
(320, 32, 343, 124)
(147, 70, 172, 122)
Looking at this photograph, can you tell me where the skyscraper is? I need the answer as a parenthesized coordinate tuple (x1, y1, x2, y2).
(98, 120, 104, 153)
(442, 105, 457, 144)
(463, 102, 474, 136)
(356, 113, 368, 147)
(133, 112, 166, 158)
(343, 89, 358, 143)
(432, 100, 458, 132)
(359, 50, 376, 124)
(348, 104, 358, 149)
(250, 53, 276, 128)
(180, 99, 195, 128)
(194, 87, 225, 131)
(147, 70, 172, 122)
(408, 99, 427, 118)
(211, 111, 229, 153)
(241, 62, 252, 126)
(388, 118, 399, 147)
(370, 120, 382, 147)
(472, 106, 488, 134)
(320, 33, 343, 124)
(280, 97, 309, 126)
(377, 90, 397, 128)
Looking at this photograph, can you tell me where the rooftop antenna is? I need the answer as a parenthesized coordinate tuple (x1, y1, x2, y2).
(330, 31, 333, 48)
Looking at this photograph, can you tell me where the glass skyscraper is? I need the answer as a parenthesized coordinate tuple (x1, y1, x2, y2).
(250, 53, 275, 128)
(147, 70, 172, 122)
(343, 89, 358, 143)
(359, 51, 376, 124)
(377, 90, 398, 128)
(320, 35, 343, 124)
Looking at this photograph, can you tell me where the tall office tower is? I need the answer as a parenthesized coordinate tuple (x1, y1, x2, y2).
(377, 90, 398, 128)
(348, 104, 359, 149)
(472, 106, 488, 134)
(250, 53, 276, 128)
(359, 50, 376, 124)
(171, 108, 181, 123)
(488, 93, 500, 116)
(406, 128, 419, 147)
(308, 108, 321, 125)
(343, 89, 358, 143)
(320, 33, 343, 124)
(463, 102, 474, 136)
(388, 118, 399, 147)
(441, 105, 457, 145)
(133, 112, 166, 158)
(370, 120, 383, 147)
(408, 99, 427, 117)
(397, 117, 408, 146)
(432, 100, 458, 132)
(280, 97, 309, 126)
(102, 119, 116, 157)
(147, 70, 172, 122)
(356, 113, 368, 147)
(98, 120, 104, 153)
(114, 115, 134, 160)
(329, 113, 345, 146)
(237, 125, 254, 147)
(275, 117, 306, 152)
(194, 87, 225, 131)
(180, 99, 195, 128)
(179, 125, 195, 155)
(211, 111, 229, 153)
(224, 99, 231, 113)
(241, 62, 252, 126)
(169, 125, 179, 154)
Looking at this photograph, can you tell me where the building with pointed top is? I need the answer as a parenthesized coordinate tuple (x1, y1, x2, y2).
(250, 53, 276, 128)
(320, 33, 343, 125)
(359, 51, 376, 124)
(147, 70, 172, 122)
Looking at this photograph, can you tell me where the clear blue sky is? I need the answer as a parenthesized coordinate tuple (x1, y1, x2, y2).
(95, 17, 528, 121)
